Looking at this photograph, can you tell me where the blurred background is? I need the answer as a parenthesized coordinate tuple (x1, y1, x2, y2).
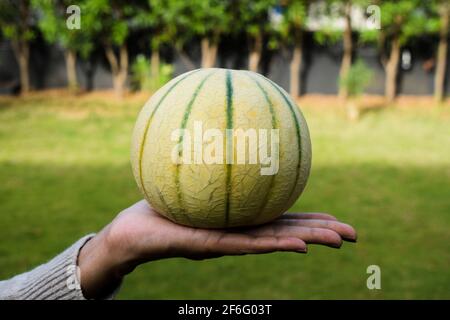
(0, 0, 449, 299)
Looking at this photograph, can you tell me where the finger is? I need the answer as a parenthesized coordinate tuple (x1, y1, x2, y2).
(206, 233, 307, 255)
(246, 225, 343, 248)
(274, 219, 357, 242)
(279, 212, 338, 221)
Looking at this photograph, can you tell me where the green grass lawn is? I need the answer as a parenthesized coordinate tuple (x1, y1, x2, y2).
(0, 93, 449, 299)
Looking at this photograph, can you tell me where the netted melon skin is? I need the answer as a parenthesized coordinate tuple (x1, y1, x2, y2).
(131, 68, 311, 228)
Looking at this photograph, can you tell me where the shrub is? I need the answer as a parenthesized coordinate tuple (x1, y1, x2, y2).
(131, 55, 174, 92)
(339, 60, 373, 98)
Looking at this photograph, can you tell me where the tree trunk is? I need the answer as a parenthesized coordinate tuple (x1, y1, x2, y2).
(201, 38, 210, 68)
(201, 38, 218, 68)
(345, 98, 360, 121)
(339, 1, 353, 99)
(209, 41, 218, 68)
(248, 33, 262, 72)
(11, 40, 30, 95)
(12, 1, 32, 95)
(18, 46, 30, 95)
(290, 35, 303, 99)
(117, 44, 128, 97)
(176, 48, 196, 70)
(385, 35, 400, 103)
(105, 44, 128, 98)
(112, 75, 125, 98)
(434, 4, 449, 102)
(65, 49, 78, 91)
(151, 49, 160, 80)
(85, 58, 95, 92)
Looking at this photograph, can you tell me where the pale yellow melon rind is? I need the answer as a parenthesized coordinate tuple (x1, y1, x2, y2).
(131, 68, 311, 228)
(130, 70, 200, 198)
(244, 72, 307, 226)
(264, 77, 312, 213)
(141, 71, 211, 223)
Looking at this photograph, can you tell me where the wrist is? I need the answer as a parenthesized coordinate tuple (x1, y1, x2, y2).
(77, 228, 129, 299)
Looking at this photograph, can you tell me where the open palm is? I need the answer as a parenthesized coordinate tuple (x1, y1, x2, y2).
(78, 200, 357, 298)
(105, 200, 357, 263)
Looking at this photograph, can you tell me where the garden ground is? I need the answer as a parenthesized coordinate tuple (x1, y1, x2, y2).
(0, 91, 449, 299)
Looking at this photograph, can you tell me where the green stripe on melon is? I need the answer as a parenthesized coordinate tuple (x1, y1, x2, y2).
(253, 74, 305, 202)
(244, 72, 279, 222)
(131, 68, 311, 228)
(257, 74, 312, 207)
(133, 69, 200, 200)
(224, 70, 233, 226)
(175, 70, 217, 222)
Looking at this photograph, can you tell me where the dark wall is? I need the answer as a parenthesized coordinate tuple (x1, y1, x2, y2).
(0, 33, 448, 96)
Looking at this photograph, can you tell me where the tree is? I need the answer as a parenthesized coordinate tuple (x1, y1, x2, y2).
(336, 1, 353, 99)
(237, 0, 276, 72)
(313, 1, 371, 99)
(189, 0, 231, 68)
(33, 0, 92, 91)
(0, 0, 35, 94)
(313, 0, 353, 99)
(146, 0, 231, 70)
(135, 0, 173, 81)
(82, 0, 139, 97)
(276, 0, 310, 98)
(432, 1, 449, 102)
(339, 59, 373, 120)
(362, 0, 427, 102)
(146, 0, 196, 71)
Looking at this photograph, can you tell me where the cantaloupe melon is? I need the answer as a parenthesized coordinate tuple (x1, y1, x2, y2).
(131, 68, 311, 228)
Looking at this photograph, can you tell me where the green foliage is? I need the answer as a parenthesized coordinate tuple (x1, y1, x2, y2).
(281, 0, 309, 32)
(80, 0, 141, 46)
(135, 0, 205, 51)
(237, 0, 277, 37)
(134, 0, 172, 50)
(312, 0, 352, 45)
(313, 28, 341, 46)
(360, 0, 428, 44)
(32, 0, 92, 57)
(339, 59, 373, 97)
(269, 0, 310, 49)
(358, 28, 377, 44)
(188, 0, 231, 41)
(135, 0, 231, 52)
(162, 0, 198, 49)
(421, 0, 449, 35)
(131, 54, 173, 92)
(0, 0, 36, 42)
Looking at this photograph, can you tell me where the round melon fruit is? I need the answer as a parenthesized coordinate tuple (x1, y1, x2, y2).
(131, 68, 311, 228)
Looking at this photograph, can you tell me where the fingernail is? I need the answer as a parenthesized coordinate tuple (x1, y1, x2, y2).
(298, 248, 307, 253)
(332, 242, 342, 248)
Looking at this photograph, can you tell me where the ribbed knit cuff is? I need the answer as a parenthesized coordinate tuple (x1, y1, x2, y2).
(0, 234, 105, 300)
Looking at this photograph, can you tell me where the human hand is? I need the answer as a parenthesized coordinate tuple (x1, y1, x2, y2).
(78, 200, 357, 298)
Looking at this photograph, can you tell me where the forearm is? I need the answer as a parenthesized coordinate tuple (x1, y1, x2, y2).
(77, 228, 127, 299)
(0, 235, 96, 300)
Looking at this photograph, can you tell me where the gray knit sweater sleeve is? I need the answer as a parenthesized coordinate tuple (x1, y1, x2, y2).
(0, 234, 117, 300)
